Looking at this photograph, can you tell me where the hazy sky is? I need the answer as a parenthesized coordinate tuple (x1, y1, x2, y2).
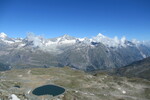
(0, 0, 150, 40)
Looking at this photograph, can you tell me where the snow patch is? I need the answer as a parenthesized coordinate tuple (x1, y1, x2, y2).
(140, 51, 146, 58)
(1, 39, 14, 44)
(10, 94, 20, 100)
(18, 43, 26, 47)
(75, 90, 78, 93)
(58, 39, 76, 44)
(0, 32, 7, 38)
(27, 90, 31, 94)
(122, 90, 126, 94)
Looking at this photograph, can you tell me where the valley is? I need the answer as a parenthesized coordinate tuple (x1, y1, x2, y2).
(0, 33, 149, 100)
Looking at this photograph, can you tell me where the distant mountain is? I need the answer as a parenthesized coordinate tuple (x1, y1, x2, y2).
(112, 57, 150, 80)
(0, 32, 150, 71)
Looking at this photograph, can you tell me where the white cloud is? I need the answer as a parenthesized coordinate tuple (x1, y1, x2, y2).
(27, 33, 45, 47)
(121, 36, 126, 44)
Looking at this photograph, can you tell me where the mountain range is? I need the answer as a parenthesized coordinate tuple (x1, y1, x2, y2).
(0, 32, 150, 71)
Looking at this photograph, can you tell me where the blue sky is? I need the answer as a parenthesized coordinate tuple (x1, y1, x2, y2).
(0, 0, 150, 40)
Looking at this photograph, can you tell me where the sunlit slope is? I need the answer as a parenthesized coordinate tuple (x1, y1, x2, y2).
(0, 67, 150, 100)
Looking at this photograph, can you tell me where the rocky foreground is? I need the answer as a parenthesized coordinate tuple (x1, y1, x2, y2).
(0, 67, 150, 100)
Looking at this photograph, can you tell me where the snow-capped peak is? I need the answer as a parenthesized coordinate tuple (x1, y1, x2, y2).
(92, 33, 114, 47)
(97, 33, 107, 38)
(57, 35, 76, 44)
(0, 32, 16, 44)
(59, 34, 76, 40)
(91, 33, 129, 48)
(62, 34, 71, 38)
(0, 32, 148, 50)
(0, 32, 7, 38)
(92, 33, 110, 42)
(77, 37, 92, 44)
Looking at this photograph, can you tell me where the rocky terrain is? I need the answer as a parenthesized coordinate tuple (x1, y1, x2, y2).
(0, 67, 150, 100)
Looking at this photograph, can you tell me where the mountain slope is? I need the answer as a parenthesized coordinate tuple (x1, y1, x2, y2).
(0, 32, 150, 71)
(113, 57, 150, 80)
